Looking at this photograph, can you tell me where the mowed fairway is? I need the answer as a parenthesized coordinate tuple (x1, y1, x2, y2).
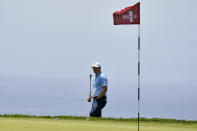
(0, 117, 197, 131)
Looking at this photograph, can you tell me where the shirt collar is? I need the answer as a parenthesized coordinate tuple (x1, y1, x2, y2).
(96, 71, 102, 77)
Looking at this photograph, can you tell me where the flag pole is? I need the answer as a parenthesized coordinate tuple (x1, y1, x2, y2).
(138, 24, 140, 131)
(113, 2, 140, 130)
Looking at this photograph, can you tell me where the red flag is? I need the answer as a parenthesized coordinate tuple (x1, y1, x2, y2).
(113, 2, 140, 25)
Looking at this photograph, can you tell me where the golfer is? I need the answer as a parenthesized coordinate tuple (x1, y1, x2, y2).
(87, 62, 108, 117)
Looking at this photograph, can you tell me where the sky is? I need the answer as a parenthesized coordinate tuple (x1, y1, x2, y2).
(0, 0, 197, 120)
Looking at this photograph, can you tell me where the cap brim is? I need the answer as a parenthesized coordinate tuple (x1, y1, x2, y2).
(91, 65, 100, 68)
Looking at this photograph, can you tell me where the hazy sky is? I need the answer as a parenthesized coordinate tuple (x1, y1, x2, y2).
(0, 0, 197, 120)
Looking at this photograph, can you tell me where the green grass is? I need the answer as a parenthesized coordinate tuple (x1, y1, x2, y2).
(0, 114, 197, 131)
(1, 114, 197, 123)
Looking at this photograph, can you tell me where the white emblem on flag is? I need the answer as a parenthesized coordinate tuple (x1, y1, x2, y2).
(129, 10, 133, 22)
(122, 10, 134, 23)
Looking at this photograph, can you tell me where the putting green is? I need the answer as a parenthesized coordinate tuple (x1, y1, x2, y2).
(0, 117, 196, 131)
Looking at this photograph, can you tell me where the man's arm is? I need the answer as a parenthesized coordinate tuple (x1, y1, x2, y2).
(97, 86, 107, 99)
(87, 92, 94, 102)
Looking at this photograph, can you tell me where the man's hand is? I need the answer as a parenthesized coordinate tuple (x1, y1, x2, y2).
(87, 96, 92, 102)
(96, 96, 101, 100)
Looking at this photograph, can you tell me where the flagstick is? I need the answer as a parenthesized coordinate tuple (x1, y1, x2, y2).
(138, 24, 140, 131)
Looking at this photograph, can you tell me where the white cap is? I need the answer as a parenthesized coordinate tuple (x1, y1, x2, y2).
(91, 61, 101, 68)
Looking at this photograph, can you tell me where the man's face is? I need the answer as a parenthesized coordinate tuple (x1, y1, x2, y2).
(93, 67, 101, 74)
